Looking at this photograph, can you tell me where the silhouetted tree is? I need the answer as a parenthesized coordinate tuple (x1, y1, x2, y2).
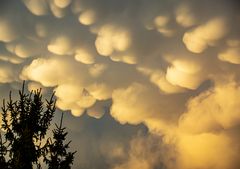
(0, 133, 9, 169)
(44, 113, 76, 169)
(0, 82, 75, 169)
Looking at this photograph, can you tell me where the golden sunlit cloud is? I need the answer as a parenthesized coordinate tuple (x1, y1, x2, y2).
(75, 48, 95, 64)
(183, 18, 228, 53)
(95, 25, 131, 56)
(0, 18, 18, 42)
(175, 3, 196, 28)
(218, 41, 240, 64)
(22, 0, 49, 16)
(78, 10, 97, 26)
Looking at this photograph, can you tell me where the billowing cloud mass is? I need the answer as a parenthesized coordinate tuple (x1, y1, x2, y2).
(183, 18, 228, 53)
(0, 0, 240, 168)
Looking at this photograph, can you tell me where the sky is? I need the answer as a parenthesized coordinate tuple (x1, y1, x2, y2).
(0, 0, 240, 168)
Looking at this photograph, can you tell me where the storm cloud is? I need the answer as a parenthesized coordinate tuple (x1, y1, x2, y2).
(0, 0, 240, 168)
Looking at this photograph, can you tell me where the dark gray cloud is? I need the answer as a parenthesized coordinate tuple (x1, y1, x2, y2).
(57, 112, 148, 169)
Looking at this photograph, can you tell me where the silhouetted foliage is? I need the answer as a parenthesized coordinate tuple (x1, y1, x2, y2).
(0, 133, 8, 169)
(44, 113, 76, 169)
(0, 82, 75, 169)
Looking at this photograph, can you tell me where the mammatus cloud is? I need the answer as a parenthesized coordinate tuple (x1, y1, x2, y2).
(22, 0, 49, 16)
(78, 9, 97, 26)
(183, 18, 228, 53)
(0, 19, 19, 42)
(218, 40, 240, 64)
(95, 25, 132, 60)
(0, 64, 15, 83)
(1, 0, 240, 168)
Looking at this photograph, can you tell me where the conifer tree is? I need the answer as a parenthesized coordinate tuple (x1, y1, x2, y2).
(0, 133, 9, 169)
(0, 82, 75, 169)
(44, 113, 76, 169)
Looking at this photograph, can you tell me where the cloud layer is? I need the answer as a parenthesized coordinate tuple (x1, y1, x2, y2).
(1, 0, 240, 169)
